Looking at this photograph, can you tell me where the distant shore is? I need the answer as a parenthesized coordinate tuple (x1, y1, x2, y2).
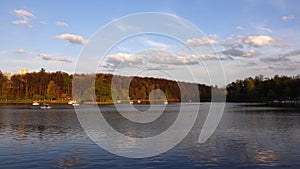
(0, 100, 69, 104)
(0, 99, 176, 105)
(1, 99, 299, 105)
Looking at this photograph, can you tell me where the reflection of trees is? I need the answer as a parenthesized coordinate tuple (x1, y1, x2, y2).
(57, 149, 87, 168)
(189, 136, 283, 168)
(102, 108, 179, 138)
(182, 104, 300, 167)
(0, 107, 83, 143)
(15, 111, 28, 140)
(16, 124, 26, 140)
(254, 149, 278, 166)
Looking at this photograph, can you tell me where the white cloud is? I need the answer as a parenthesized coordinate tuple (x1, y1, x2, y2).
(57, 58, 72, 63)
(243, 35, 275, 47)
(12, 9, 35, 28)
(143, 39, 169, 49)
(11, 49, 26, 54)
(185, 37, 219, 47)
(142, 50, 186, 65)
(12, 18, 30, 26)
(103, 49, 224, 70)
(13, 9, 34, 18)
(11, 49, 72, 63)
(282, 15, 295, 21)
(236, 26, 244, 30)
(104, 53, 144, 69)
(107, 53, 133, 62)
(183, 53, 224, 61)
(115, 21, 140, 31)
(37, 53, 72, 63)
(37, 53, 54, 60)
(56, 33, 88, 45)
(55, 21, 69, 27)
(256, 26, 272, 33)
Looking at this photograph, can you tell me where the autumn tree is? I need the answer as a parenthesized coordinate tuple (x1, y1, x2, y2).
(46, 80, 57, 100)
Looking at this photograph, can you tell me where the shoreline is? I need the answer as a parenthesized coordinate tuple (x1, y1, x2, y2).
(1, 100, 299, 105)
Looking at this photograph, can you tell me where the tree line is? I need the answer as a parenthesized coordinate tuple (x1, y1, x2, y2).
(0, 68, 72, 101)
(226, 75, 300, 102)
(2, 69, 299, 103)
(0, 69, 215, 102)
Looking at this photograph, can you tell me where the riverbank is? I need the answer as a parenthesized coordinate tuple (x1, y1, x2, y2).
(0, 98, 181, 105)
(0, 100, 69, 104)
(0, 98, 179, 105)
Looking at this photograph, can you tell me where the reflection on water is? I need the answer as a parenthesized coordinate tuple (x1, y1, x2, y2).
(57, 149, 88, 168)
(0, 103, 299, 168)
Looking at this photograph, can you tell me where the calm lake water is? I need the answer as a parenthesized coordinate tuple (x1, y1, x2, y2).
(0, 103, 299, 168)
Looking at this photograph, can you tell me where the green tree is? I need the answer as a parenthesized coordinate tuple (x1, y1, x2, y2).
(246, 78, 255, 91)
(33, 94, 43, 100)
(1, 81, 12, 100)
(0, 71, 7, 96)
(47, 80, 57, 100)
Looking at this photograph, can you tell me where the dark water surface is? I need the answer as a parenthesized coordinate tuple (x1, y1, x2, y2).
(0, 103, 299, 168)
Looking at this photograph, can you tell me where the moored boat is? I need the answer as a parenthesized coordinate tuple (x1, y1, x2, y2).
(32, 101, 40, 106)
(72, 101, 80, 106)
(69, 100, 80, 106)
(68, 100, 75, 105)
(41, 104, 51, 109)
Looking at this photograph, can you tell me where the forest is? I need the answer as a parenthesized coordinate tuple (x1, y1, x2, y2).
(0, 69, 72, 102)
(226, 75, 300, 102)
(1, 69, 299, 103)
(0, 68, 214, 103)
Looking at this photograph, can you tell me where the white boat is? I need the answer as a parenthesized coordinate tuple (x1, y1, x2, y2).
(69, 100, 80, 106)
(32, 101, 40, 106)
(164, 100, 168, 105)
(68, 100, 75, 105)
(129, 101, 133, 104)
(137, 100, 141, 104)
(72, 102, 80, 106)
(41, 104, 51, 109)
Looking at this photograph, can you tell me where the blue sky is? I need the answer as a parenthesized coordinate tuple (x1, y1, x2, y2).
(1, 0, 300, 85)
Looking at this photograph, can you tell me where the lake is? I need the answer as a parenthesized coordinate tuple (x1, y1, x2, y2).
(0, 103, 299, 168)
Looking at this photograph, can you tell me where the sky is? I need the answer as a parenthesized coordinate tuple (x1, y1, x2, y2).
(1, 0, 300, 86)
